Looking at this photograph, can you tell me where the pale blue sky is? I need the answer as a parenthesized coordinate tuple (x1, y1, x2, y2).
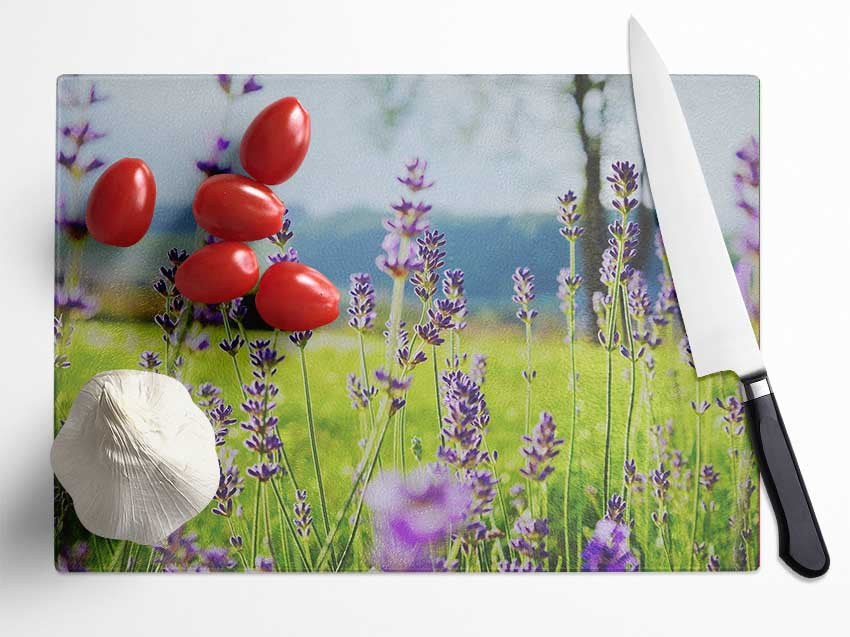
(57, 74, 757, 230)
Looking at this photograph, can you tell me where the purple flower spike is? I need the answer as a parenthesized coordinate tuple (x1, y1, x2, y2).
(468, 353, 487, 386)
(217, 74, 233, 94)
(581, 518, 639, 572)
(347, 272, 377, 331)
(365, 466, 470, 572)
(247, 462, 280, 482)
(519, 411, 564, 482)
(138, 350, 162, 370)
(511, 266, 538, 324)
(558, 190, 585, 241)
(397, 158, 435, 192)
(61, 122, 106, 148)
(55, 284, 98, 319)
(411, 229, 446, 303)
(242, 75, 263, 94)
(377, 159, 433, 280)
(289, 330, 313, 348)
(346, 373, 375, 410)
(607, 161, 640, 215)
(255, 556, 274, 572)
(441, 269, 468, 331)
(501, 511, 549, 571)
(294, 489, 313, 538)
(56, 542, 90, 572)
(196, 136, 232, 177)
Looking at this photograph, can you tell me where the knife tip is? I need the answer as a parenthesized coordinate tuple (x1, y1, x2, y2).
(628, 16, 645, 42)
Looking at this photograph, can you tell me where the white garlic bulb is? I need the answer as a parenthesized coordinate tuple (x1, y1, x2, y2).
(51, 370, 219, 545)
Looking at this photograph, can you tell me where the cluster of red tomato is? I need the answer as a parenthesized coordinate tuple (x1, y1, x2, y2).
(84, 97, 340, 332)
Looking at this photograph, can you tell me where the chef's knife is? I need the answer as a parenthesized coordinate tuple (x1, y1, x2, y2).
(628, 18, 829, 577)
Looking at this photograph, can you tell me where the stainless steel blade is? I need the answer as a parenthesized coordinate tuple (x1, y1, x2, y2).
(628, 18, 764, 379)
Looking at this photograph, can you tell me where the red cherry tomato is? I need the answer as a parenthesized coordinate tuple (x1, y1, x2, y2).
(175, 242, 259, 304)
(85, 158, 156, 247)
(193, 174, 285, 241)
(255, 262, 340, 331)
(240, 97, 311, 185)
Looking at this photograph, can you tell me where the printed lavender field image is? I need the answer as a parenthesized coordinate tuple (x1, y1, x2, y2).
(54, 74, 760, 572)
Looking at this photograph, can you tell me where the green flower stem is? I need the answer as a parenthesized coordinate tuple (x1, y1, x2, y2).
(144, 545, 155, 572)
(262, 487, 278, 571)
(91, 535, 107, 571)
(523, 320, 533, 435)
(432, 345, 445, 445)
(482, 438, 513, 562)
(602, 235, 626, 510)
(127, 542, 141, 571)
(317, 393, 398, 571)
(687, 378, 703, 570)
(563, 300, 578, 570)
(522, 318, 534, 509)
(269, 478, 312, 571)
(298, 344, 336, 570)
(251, 481, 262, 565)
(621, 283, 638, 507)
(226, 517, 251, 571)
(357, 331, 378, 439)
(661, 524, 675, 571)
(220, 304, 246, 400)
(397, 304, 428, 472)
(275, 487, 293, 572)
(385, 234, 410, 372)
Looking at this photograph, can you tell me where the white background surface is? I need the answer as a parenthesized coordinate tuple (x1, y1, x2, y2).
(0, 0, 848, 634)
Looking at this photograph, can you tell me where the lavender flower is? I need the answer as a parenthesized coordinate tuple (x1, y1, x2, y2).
(346, 373, 375, 410)
(196, 136, 232, 177)
(241, 340, 285, 484)
(501, 512, 549, 572)
(255, 556, 274, 572)
(468, 354, 487, 386)
(374, 367, 413, 397)
(153, 526, 201, 572)
(151, 248, 190, 373)
(56, 82, 107, 183)
(442, 269, 468, 331)
(581, 518, 639, 572)
(347, 273, 377, 331)
(216, 74, 264, 96)
(605, 494, 627, 523)
(56, 542, 90, 572)
(365, 466, 470, 571)
(511, 267, 538, 324)
(201, 547, 237, 571)
(289, 330, 313, 348)
(138, 351, 162, 370)
(734, 137, 760, 317)
(411, 229, 446, 303)
(700, 464, 721, 490)
(377, 158, 433, 281)
(54, 284, 98, 320)
(54, 315, 73, 369)
(519, 412, 564, 482)
(599, 162, 641, 507)
(294, 490, 313, 538)
(219, 334, 245, 356)
(56, 200, 88, 241)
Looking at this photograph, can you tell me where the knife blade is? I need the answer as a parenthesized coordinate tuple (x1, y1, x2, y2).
(629, 17, 829, 577)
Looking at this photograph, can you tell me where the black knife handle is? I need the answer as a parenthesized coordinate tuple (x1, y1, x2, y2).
(742, 374, 829, 578)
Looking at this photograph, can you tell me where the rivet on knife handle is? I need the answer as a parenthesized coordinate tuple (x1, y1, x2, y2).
(742, 375, 830, 577)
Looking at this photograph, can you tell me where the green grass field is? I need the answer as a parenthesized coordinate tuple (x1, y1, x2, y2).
(54, 316, 759, 572)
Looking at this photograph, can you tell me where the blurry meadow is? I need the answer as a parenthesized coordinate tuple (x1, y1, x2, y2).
(54, 74, 760, 573)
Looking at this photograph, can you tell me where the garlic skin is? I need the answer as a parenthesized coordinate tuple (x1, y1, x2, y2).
(51, 370, 219, 545)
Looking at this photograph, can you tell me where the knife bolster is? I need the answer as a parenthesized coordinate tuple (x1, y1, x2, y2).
(742, 375, 772, 401)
